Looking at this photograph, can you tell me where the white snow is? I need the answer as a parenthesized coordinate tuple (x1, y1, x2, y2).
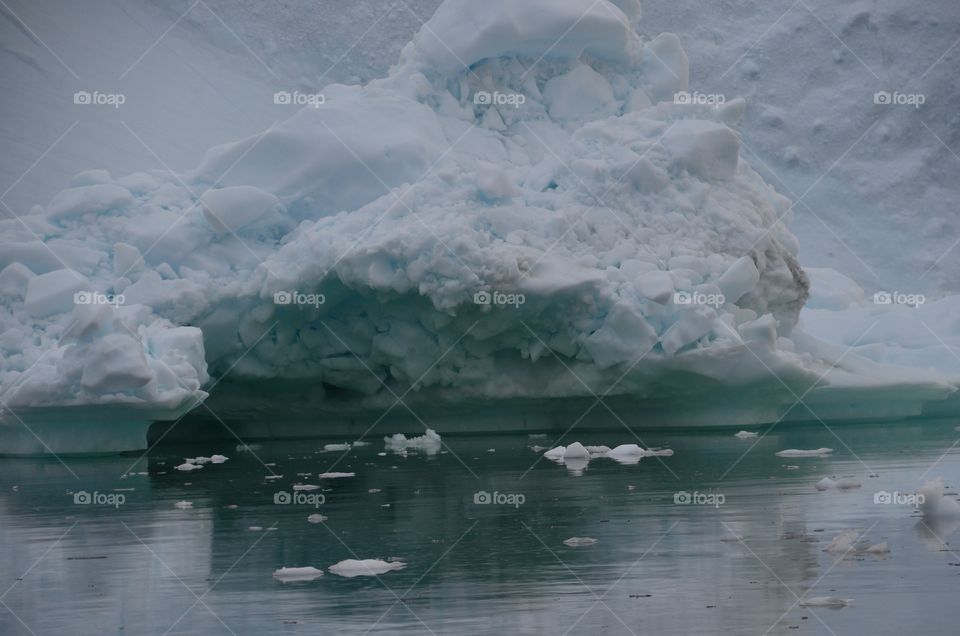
(327, 559, 406, 578)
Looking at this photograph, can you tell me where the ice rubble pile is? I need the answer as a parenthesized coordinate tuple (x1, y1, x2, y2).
(0, 0, 956, 450)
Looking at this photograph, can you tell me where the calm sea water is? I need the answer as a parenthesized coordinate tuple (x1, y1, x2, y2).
(1, 419, 959, 635)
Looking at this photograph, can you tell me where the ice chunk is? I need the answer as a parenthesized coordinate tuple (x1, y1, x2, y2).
(324, 443, 351, 451)
(800, 597, 852, 608)
(734, 431, 758, 439)
(327, 559, 405, 577)
(293, 484, 320, 491)
(563, 442, 590, 459)
(273, 567, 324, 581)
(174, 501, 193, 509)
(562, 537, 598, 547)
(661, 120, 740, 181)
(45, 184, 134, 221)
(775, 448, 833, 457)
(814, 476, 861, 491)
(918, 477, 960, 519)
(864, 542, 889, 554)
(384, 429, 442, 455)
(307, 514, 327, 523)
(824, 529, 858, 553)
(543, 64, 616, 121)
(0, 262, 34, 299)
(210, 454, 228, 463)
(715, 257, 759, 304)
(23, 269, 89, 317)
(80, 333, 154, 394)
(175, 462, 203, 471)
(199, 185, 281, 235)
(318, 472, 355, 479)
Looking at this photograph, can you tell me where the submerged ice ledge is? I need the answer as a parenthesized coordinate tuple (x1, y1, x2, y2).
(1, 0, 957, 454)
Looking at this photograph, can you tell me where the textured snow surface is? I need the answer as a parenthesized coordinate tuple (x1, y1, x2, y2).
(1, 0, 958, 450)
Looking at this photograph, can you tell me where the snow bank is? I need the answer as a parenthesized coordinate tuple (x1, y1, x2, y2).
(1, 0, 957, 453)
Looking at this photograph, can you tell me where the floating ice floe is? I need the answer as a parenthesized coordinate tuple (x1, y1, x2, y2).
(384, 429, 443, 455)
(324, 443, 351, 451)
(775, 448, 833, 458)
(273, 567, 324, 582)
(563, 537, 598, 547)
(864, 542, 889, 554)
(544, 442, 674, 471)
(814, 476, 861, 491)
(265, 474, 283, 480)
(327, 559, 406, 577)
(293, 484, 320, 491)
(210, 454, 228, 463)
(734, 431, 758, 439)
(318, 472, 355, 479)
(823, 529, 859, 554)
(174, 501, 193, 509)
(307, 514, 327, 523)
(800, 597, 852, 608)
(175, 462, 203, 471)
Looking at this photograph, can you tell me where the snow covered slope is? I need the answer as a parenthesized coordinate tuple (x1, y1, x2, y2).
(1, 0, 957, 453)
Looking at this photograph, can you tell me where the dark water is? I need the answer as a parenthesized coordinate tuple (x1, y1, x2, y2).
(1, 419, 959, 635)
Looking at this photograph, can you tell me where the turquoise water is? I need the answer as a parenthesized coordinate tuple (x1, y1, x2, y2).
(1, 419, 959, 635)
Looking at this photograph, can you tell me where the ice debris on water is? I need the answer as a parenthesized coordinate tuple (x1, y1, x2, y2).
(273, 567, 323, 582)
(775, 448, 833, 457)
(327, 559, 406, 577)
(175, 462, 202, 471)
(563, 537, 598, 547)
(318, 472, 355, 479)
(307, 514, 327, 523)
(918, 477, 960, 519)
(800, 597, 852, 608)
(544, 442, 673, 472)
(384, 429, 442, 455)
(814, 476, 861, 491)
(734, 431, 759, 439)
(174, 501, 193, 509)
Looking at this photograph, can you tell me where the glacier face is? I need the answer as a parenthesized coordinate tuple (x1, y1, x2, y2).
(0, 0, 956, 453)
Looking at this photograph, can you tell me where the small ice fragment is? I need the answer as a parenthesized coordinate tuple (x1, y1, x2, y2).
(174, 501, 193, 509)
(584, 445, 610, 456)
(800, 597, 852, 608)
(293, 484, 320, 491)
(273, 566, 323, 581)
(327, 559, 406, 577)
(307, 514, 327, 523)
(384, 429, 442, 455)
(248, 526, 264, 531)
(236, 443, 262, 452)
(543, 446, 566, 460)
(530, 445, 549, 452)
(487, 448, 496, 453)
(918, 477, 960, 519)
(318, 472, 355, 479)
(785, 465, 799, 470)
(189, 456, 212, 464)
(815, 476, 861, 491)
(563, 537, 598, 547)
(324, 443, 351, 451)
(864, 542, 889, 554)
(265, 475, 284, 480)
(775, 448, 833, 457)
(224, 504, 238, 509)
(175, 462, 202, 471)
(353, 441, 370, 447)
(824, 529, 859, 553)
(210, 455, 228, 463)
(734, 431, 758, 439)
(368, 488, 381, 493)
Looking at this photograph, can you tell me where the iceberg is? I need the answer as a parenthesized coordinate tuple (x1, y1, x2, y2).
(1, 0, 958, 454)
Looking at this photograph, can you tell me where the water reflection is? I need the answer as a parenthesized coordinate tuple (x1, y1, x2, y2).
(1, 420, 958, 634)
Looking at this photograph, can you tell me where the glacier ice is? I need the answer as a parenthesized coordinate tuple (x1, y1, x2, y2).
(1, 0, 958, 454)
